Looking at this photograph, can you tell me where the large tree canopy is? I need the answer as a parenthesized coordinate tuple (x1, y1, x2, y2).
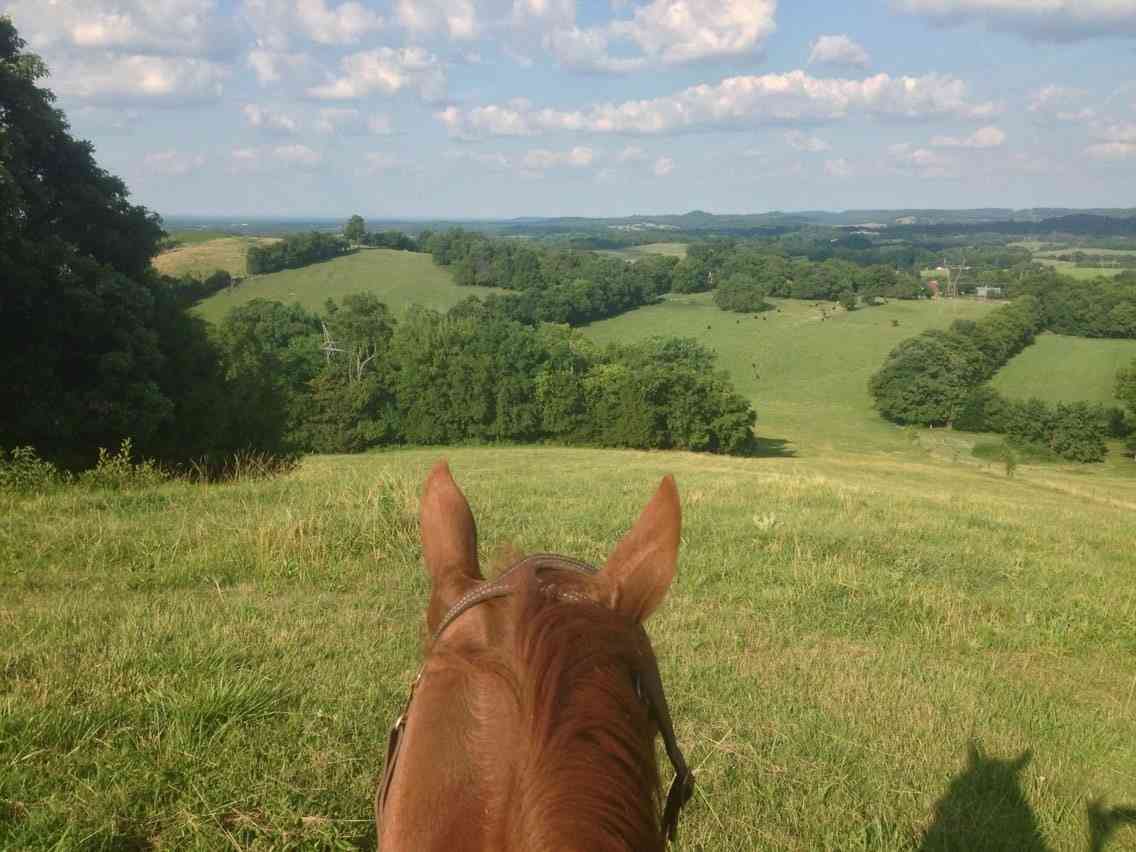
(0, 17, 216, 464)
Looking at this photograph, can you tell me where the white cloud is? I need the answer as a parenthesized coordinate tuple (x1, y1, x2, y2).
(522, 146, 596, 169)
(48, 54, 228, 103)
(1096, 122, 1136, 142)
(437, 71, 997, 137)
(144, 149, 206, 176)
(445, 149, 513, 170)
(808, 34, 870, 68)
(295, 0, 383, 44)
(617, 145, 648, 162)
(784, 130, 831, 152)
(512, 0, 576, 30)
(653, 155, 675, 176)
(1027, 85, 1096, 121)
(824, 157, 853, 177)
(396, 0, 478, 40)
(242, 103, 300, 133)
(543, 0, 776, 72)
(308, 47, 446, 100)
(4, 0, 233, 57)
(889, 142, 953, 177)
(612, 0, 777, 64)
(1086, 141, 1136, 159)
(930, 125, 1005, 147)
(246, 49, 316, 84)
(273, 143, 322, 165)
(311, 108, 394, 135)
(893, 0, 1136, 41)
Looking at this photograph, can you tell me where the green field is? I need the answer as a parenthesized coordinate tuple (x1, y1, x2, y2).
(4, 447, 1135, 850)
(991, 333, 1136, 406)
(586, 295, 999, 455)
(1036, 259, 1125, 279)
(154, 236, 280, 279)
(594, 241, 689, 261)
(193, 248, 496, 323)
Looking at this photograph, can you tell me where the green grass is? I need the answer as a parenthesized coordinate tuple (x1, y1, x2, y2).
(594, 242, 689, 260)
(1036, 260, 1126, 279)
(585, 295, 999, 455)
(154, 236, 280, 279)
(991, 333, 1136, 406)
(193, 248, 497, 323)
(3, 446, 1135, 850)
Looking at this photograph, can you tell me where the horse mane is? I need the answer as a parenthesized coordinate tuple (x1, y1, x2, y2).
(508, 571, 664, 851)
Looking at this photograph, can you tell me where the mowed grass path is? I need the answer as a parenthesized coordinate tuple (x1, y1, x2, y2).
(586, 295, 998, 454)
(991, 333, 1136, 406)
(194, 249, 495, 323)
(3, 447, 1134, 850)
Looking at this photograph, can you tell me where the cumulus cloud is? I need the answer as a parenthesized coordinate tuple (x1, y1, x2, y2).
(808, 34, 870, 68)
(311, 108, 394, 135)
(308, 47, 446, 100)
(930, 125, 1005, 147)
(4, 0, 234, 57)
(444, 149, 513, 170)
(784, 130, 831, 151)
(1086, 141, 1136, 159)
(230, 143, 323, 171)
(246, 49, 317, 84)
(242, 103, 300, 133)
(47, 54, 228, 103)
(1027, 85, 1096, 121)
(144, 149, 206, 175)
(396, 0, 478, 40)
(436, 71, 997, 137)
(273, 143, 323, 165)
(892, 0, 1136, 41)
(617, 145, 648, 162)
(653, 155, 675, 176)
(889, 142, 953, 177)
(242, 0, 383, 50)
(522, 146, 596, 169)
(544, 0, 777, 72)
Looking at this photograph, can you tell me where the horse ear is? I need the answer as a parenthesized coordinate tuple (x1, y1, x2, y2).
(602, 475, 681, 623)
(420, 461, 483, 633)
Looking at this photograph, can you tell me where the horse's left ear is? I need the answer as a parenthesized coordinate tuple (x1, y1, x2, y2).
(420, 460, 484, 634)
(602, 475, 681, 623)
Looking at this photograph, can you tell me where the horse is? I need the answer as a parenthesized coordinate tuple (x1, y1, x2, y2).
(376, 461, 693, 851)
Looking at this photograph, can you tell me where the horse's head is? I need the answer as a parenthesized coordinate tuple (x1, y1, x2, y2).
(377, 461, 690, 852)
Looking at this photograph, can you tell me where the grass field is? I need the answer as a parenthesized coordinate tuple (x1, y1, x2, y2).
(1035, 260, 1126, 279)
(595, 241, 690, 261)
(193, 249, 496, 323)
(586, 295, 999, 455)
(991, 333, 1136, 406)
(3, 446, 1135, 850)
(153, 236, 280, 279)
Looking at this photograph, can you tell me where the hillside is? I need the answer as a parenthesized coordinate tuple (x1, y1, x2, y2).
(991, 333, 1136, 406)
(153, 235, 280, 279)
(193, 248, 494, 323)
(585, 295, 999, 454)
(4, 446, 1134, 850)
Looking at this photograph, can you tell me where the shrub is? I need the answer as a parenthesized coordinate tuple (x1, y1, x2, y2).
(0, 446, 68, 494)
(78, 439, 167, 491)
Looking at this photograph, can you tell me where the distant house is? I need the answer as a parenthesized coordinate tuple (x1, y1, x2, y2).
(975, 285, 1004, 299)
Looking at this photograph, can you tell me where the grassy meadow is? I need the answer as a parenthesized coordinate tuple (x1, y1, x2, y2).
(1035, 260, 1126, 280)
(3, 447, 1135, 850)
(595, 241, 690, 261)
(586, 295, 999, 455)
(991, 334, 1136, 406)
(193, 248, 495, 323)
(154, 236, 281, 279)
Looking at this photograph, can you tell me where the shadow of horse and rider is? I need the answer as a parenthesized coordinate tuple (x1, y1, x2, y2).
(917, 741, 1135, 852)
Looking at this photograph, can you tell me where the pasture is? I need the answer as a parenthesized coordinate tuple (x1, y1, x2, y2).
(991, 333, 1136, 406)
(193, 249, 497, 323)
(1035, 260, 1125, 280)
(153, 236, 280, 279)
(586, 295, 999, 455)
(3, 446, 1134, 850)
(595, 241, 690, 261)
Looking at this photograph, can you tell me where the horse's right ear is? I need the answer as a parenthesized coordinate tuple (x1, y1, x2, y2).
(419, 461, 483, 634)
(601, 475, 681, 623)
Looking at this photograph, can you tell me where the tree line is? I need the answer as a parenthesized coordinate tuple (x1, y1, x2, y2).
(246, 232, 349, 275)
(218, 296, 757, 456)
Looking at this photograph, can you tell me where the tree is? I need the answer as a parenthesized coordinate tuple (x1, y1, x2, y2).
(0, 17, 222, 465)
(1117, 359, 1136, 417)
(345, 214, 366, 244)
(839, 288, 857, 311)
(868, 330, 987, 426)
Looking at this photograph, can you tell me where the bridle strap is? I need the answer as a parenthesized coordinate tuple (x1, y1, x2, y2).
(380, 553, 695, 843)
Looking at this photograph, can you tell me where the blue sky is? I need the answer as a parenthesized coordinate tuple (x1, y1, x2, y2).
(5, 0, 1136, 218)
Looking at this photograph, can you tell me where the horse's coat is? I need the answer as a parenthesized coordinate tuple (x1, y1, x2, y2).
(376, 461, 687, 851)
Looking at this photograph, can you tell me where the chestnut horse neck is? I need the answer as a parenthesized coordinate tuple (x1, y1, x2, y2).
(377, 553, 694, 850)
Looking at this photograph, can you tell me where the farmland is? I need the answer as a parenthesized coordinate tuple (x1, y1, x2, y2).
(153, 235, 280, 279)
(193, 248, 498, 323)
(991, 333, 1136, 406)
(594, 241, 690, 261)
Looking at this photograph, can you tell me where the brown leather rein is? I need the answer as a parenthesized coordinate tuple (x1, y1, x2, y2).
(377, 553, 695, 843)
